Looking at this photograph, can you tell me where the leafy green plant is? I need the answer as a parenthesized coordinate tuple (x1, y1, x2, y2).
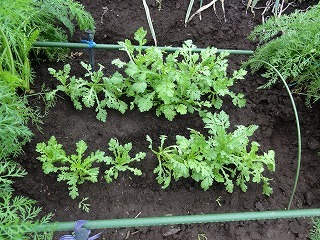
(147, 111, 275, 195)
(47, 62, 127, 122)
(0, 79, 41, 160)
(36, 136, 105, 199)
(113, 27, 246, 121)
(310, 217, 320, 240)
(101, 138, 146, 183)
(36, 137, 144, 198)
(245, 3, 320, 106)
(0, 160, 52, 239)
(0, 0, 94, 91)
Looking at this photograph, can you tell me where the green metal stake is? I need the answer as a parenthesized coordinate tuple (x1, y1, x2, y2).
(33, 41, 254, 55)
(33, 208, 320, 233)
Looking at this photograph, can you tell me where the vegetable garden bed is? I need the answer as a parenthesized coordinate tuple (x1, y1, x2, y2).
(8, 0, 320, 239)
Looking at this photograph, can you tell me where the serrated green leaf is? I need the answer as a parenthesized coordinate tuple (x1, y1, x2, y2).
(155, 80, 175, 100)
(231, 93, 246, 108)
(132, 81, 147, 93)
(131, 168, 142, 176)
(160, 105, 176, 121)
(213, 97, 223, 109)
(136, 94, 154, 112)
(175, 104, 187, 115)
(82, 88, 95, 108)
(200, 177, 213, 191)
(96, 108, 107, 122)
(232, 68, 247, 79)
(125, 62, 140, 77)
(134, 27, 148, 46)
(225, 178, 234, 193)
(76, 140, 87, 155)
(109, 71, 124, 85)
(118, 39, 134, 58)
(112, 58, 126, 68)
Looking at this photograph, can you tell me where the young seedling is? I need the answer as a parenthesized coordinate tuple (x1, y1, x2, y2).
(78, 197, 90, 213)
(47, 62, 127, 122)
(36, 136, 105, 199)
(100, 138, 146, 183)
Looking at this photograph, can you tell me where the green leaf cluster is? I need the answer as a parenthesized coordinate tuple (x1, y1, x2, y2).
(48, 28, 247, 121)
(0, 160, 52, 240)
(0, 0, 94, 91)
(112, 27, 247, 120)
(101, 138, 146, 183)
(246, 3, 320, 106)
(36, 136, 104, 199)
(36, 136, 145, 199)
(147, 111, 275, 195)
(47, 62, 127, 122)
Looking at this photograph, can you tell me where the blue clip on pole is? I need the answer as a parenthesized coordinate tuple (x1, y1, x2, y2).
(81, 30, 96, 71)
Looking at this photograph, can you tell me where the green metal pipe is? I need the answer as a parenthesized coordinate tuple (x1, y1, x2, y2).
(33, 208, 320, 233)
(33, 41, 254, 55)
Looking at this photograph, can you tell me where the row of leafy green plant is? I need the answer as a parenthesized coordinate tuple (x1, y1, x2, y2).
(0, 0, 95, 238)
(47, 27, 246, 122)
(36, 136, 145, 199)
(35, 110, 275, 200)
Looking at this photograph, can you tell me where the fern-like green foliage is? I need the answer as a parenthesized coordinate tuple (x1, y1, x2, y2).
(113, 27, 247, 121)
(0, 160, 52, 239)
(0, 0, 94, 91)
(310, 217, 320, 240)
(36, 136, 105, 199)
(47, 62, 127, 122)
(0, 79, 37, 160)
(101, 138, 146, 183)
(32, 0, 95, 61)
(246, 3, 320, 106)
(147, 111, 275, 195)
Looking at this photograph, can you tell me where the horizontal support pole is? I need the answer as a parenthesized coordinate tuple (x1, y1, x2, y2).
(33, 41, 254, 55)
(33, 208, 320, 233)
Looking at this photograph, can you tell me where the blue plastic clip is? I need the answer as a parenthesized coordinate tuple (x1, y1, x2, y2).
(81, 39, 96, 49)
(81, 30, 96, 71)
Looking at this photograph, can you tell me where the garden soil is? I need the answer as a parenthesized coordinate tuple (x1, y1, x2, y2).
(14, 0, 320, 239)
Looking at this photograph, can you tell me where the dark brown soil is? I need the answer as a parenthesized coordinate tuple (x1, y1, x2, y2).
(14, 0, 320, 239)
